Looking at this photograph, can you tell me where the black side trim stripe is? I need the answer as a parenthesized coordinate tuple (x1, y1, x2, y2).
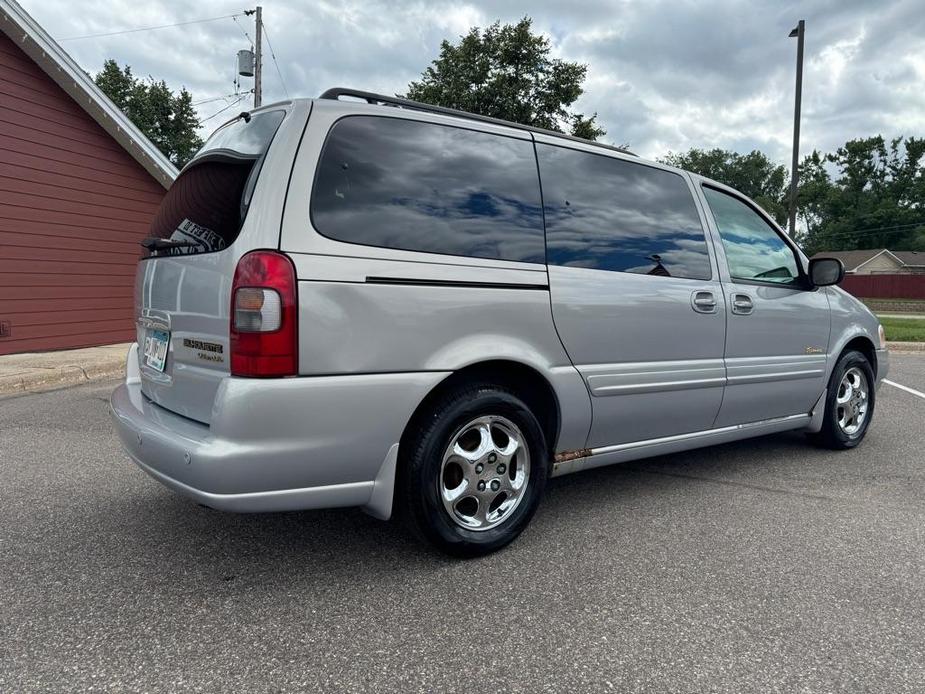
(365, 276, 548, 291)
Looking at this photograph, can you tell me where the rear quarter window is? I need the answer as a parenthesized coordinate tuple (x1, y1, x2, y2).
(310, 116, 545, 264)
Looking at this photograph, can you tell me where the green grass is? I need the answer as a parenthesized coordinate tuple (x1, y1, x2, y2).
(879, 316, 925, 342)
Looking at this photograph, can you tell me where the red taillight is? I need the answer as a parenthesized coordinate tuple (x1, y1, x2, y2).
(230, 250, 298, 377)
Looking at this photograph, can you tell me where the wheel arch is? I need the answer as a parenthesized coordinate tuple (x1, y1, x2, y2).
(399, 359, 562, 462)
(808, 334, 878, 449)
(839, 334, 878, 378)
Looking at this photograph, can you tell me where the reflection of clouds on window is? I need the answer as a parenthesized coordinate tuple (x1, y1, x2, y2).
(538, 145, 712, 280)
(703, 187, 799, 284)
(311, 116, 545, 263)
(201, 110, 284, 158)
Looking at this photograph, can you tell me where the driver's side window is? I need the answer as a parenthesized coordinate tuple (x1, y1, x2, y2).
(702, 186, 800, 285)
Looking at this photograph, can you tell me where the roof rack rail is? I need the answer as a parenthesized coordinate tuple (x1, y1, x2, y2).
(318, 87, 634, 157)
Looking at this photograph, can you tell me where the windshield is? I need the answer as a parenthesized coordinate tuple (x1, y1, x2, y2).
(144, 109, 286, 257)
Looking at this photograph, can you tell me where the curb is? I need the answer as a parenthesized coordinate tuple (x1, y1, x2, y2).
(0, 349, 127, 397)
(0, 363, 124, 396)
(887, 341, 925, 353)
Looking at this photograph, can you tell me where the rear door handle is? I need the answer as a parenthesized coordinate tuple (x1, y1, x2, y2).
(691, 290, 717, 314)
(731, 293, 754, 315)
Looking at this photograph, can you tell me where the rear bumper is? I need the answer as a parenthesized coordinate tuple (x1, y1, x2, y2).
(110, 343, 448, 517)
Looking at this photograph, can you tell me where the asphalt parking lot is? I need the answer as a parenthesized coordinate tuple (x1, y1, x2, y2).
(1, 354, 924, 693)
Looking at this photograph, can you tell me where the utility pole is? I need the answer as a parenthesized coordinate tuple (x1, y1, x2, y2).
(787, 19, 805, 237)
(253, 6, 263, 108)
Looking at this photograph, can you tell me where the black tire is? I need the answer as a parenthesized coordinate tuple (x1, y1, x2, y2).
(810, 349, 876, 450)
(398, 384, 549, 557)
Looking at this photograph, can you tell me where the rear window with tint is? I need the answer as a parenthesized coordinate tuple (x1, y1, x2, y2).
(310, 116, 545, 263)
(146, 110, 285, 256)
(538, 145, 713, 280)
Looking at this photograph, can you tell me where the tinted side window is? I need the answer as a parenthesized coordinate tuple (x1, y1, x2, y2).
(538, 145, 712, 280)
(702, 186, 800, 285)
(311, 116, 545, 263)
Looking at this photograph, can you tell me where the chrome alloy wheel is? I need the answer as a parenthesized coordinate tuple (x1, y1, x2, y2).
(836, 366, 869, 436)
(438, 415, 531, 531)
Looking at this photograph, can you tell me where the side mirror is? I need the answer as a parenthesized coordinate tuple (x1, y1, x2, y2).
(809, 257, 845, 287)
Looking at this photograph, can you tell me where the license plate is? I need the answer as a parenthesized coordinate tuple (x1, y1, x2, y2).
(143, 329, 170, 372)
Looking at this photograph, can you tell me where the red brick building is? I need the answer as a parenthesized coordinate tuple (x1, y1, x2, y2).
(0, 0, 176, 355)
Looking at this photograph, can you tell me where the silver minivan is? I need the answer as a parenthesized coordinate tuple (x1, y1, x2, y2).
(111, 89, 888, 555)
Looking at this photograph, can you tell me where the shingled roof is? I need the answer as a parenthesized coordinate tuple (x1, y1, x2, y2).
(809, 249, 898, 271)
(891, 250, 925, 267)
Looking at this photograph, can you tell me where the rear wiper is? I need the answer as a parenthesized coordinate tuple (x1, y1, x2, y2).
(141, 237, 201, 253)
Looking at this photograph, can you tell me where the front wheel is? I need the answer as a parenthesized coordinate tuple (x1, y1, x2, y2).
(811, 349, 875, 450)
(398, 384, 548, 556)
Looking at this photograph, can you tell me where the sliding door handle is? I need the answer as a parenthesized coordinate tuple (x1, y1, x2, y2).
(731, 293, 754, 315)
(691, 290, 717, 314)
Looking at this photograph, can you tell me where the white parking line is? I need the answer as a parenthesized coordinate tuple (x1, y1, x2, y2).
(884, 379, 925, 400)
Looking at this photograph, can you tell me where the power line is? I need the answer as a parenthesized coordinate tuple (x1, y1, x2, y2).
(231, 15, 254, 48)
(193, 92, 244, 107)
(825, 206, 925, 226)
(261, 21, 289, 98)
(199, 94, 249, 124)
(805, 221, 925, 243)
(818, 221, 925, 237)
(58, 12, 246, 41)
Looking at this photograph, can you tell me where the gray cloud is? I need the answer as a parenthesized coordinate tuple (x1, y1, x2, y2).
(21, 0, 925, 163)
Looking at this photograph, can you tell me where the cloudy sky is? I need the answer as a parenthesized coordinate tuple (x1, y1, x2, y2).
(21, 0, 925, 162)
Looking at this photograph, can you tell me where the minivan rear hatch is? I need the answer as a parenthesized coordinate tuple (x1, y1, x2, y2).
(136, 108, 288, 423)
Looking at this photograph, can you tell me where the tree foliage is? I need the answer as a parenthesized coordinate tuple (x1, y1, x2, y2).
(796, 136, 925, 254)
(659, 140, 925, 255)
(660, 148, 790, 225)
(94, 59, 202, 168)
(405, 17, 605, 141)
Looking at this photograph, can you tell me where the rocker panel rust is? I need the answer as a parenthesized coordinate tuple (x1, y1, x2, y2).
(554, 448, 592, 463)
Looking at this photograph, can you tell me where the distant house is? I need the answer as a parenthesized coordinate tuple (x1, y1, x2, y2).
(0, 0, 176, 355)
(892, 251, 925, 273)
(811, 249, 925, 275)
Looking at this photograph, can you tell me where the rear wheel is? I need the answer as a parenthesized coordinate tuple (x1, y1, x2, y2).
(811, 349, 875, 449)
(399, 384, 548, 556)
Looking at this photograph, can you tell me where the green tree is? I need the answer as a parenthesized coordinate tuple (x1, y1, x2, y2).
(660, 148, 790, 225)
(405, 17, 606, 141)
(94, 59, 203, 167)
(797, 136, 925, 254)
